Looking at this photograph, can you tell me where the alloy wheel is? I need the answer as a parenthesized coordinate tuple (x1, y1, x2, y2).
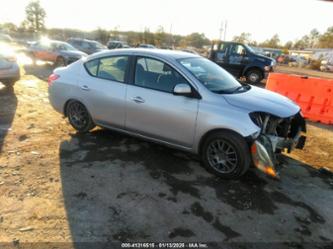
(206, 139, 238, 174)
(68, 102, 89, 130)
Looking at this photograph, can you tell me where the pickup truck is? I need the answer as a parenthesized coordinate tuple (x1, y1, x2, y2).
(208, 41, 275, 84)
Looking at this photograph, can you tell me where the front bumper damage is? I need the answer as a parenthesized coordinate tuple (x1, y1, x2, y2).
(250, 112, 306, 178)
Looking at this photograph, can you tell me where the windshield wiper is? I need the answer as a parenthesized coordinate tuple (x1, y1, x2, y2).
(232, 86, 244, 92)
(213, 84, 250, 94)
(231, 84, 251, 93)
(212, 89, 234, 94)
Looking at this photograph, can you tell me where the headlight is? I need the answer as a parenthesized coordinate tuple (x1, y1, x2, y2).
(264, 66, 271, 71)
(249, 112, 265, 128)
(270, 60, 276, 66)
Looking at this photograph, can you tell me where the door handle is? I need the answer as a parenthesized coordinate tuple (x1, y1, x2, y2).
(81, 85, 90, 91)
(131, 96, 145, 104)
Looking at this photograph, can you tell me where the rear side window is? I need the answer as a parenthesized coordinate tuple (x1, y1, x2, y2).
(85, 59, 99, 76)
(98, 56, 128, 82)
(84, 56, 128, 83)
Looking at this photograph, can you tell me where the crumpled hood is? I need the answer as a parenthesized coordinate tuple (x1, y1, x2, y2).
(60, 50, 87, 58)
(223, 86, 300, 118)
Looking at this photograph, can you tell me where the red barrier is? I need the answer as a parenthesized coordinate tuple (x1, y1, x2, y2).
(266, 73, 333, 124)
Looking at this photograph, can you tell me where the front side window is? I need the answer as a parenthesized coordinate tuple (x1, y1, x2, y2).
(134, 57, 187, 93)
(179, 57, 243, 93)
(231, 44, 246, 56)
(85, 56, 128, 82)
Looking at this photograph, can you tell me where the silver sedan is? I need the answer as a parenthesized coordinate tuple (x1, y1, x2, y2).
(0, 43, 20, 87)
(48, 49, 306, 179)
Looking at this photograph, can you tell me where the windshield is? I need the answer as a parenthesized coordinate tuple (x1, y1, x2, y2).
(179, 57, 242, 93)
(91, 41, 105, 49)
(244, 44, 255, 54)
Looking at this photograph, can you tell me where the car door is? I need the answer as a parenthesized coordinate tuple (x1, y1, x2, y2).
(79, 55, 129, 128)
(48, 43, 60, 62)
(80, 41, 91, 54)
(227, 44, 249, 77)
(125, 56, 199, 148)
(214, 42, 230, 70)
(33, 42, 49, 61)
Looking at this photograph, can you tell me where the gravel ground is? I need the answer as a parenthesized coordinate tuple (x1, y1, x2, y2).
(276, 65, 333, 79)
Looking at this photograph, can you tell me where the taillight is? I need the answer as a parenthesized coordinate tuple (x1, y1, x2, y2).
(48, 73, 59, 87)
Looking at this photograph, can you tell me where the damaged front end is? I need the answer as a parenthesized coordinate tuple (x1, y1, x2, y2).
(249, 112, 306, 178)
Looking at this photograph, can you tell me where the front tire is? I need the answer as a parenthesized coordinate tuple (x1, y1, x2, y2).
(246, 69, 263, 84)
(66, 101, 95, 133)
(201, 131, 251, 179)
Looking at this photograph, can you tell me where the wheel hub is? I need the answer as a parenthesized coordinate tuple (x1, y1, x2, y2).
(207, 139, 238, 174)
(69, 103, 87, 129)
(249, 73, 259, 82)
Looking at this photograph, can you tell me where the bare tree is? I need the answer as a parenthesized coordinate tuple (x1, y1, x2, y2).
(24, 0, 46, 33)
(232, 32, 252, 44)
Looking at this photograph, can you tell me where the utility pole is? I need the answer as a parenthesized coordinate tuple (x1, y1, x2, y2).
(169, 24, 173, 48)
(219, 21, 224, 41)
(224, 20, 228, 41)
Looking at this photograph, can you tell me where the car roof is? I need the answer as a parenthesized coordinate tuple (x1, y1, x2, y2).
(87, 48, 199, 61)
(68, 38, 98, 43)
(108, 40, 126, 43)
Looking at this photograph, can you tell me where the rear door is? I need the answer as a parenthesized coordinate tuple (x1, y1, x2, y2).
(48, 43, 60, 62)
(213, 42, 233, 73)
(227, 44, 249, 77)
(79, 55, 129, 128)
(125, 56, 199, 147)
(33, 42, 49, 61)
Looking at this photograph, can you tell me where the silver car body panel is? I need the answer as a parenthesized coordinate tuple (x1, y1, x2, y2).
(48, 49, 302, 157)
(223, 85, 300, 118)
(0, 62, 20, 80)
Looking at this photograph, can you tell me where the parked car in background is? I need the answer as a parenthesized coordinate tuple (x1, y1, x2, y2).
(0, 34, 14, 43)
(67, 38, 107, 55)
(48, 49, 306, 179)
(181, 48, 199, 55)
(288, 55, 309, 67)
(27, 39, 87, 66)
(0, 42, 20, 87)
(107, 40, 130, 49)
(138, 44, 156, 49)
(209, 41, 275, 84)
(320, 60, 333, 72)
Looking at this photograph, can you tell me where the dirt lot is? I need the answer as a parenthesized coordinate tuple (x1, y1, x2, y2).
(276, 65, 333, 79)
(0, 62, 333, 248)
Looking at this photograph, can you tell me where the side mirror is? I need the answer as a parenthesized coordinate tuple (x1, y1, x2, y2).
(173, 83, 192, 96)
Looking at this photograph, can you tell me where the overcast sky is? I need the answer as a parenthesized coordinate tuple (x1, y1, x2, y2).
(0, 0, 332, 43)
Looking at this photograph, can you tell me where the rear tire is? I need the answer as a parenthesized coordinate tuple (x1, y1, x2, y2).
(246, 69, 263, 84)
(200, 131, 251, 179)
(66, 101, 95, 133)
